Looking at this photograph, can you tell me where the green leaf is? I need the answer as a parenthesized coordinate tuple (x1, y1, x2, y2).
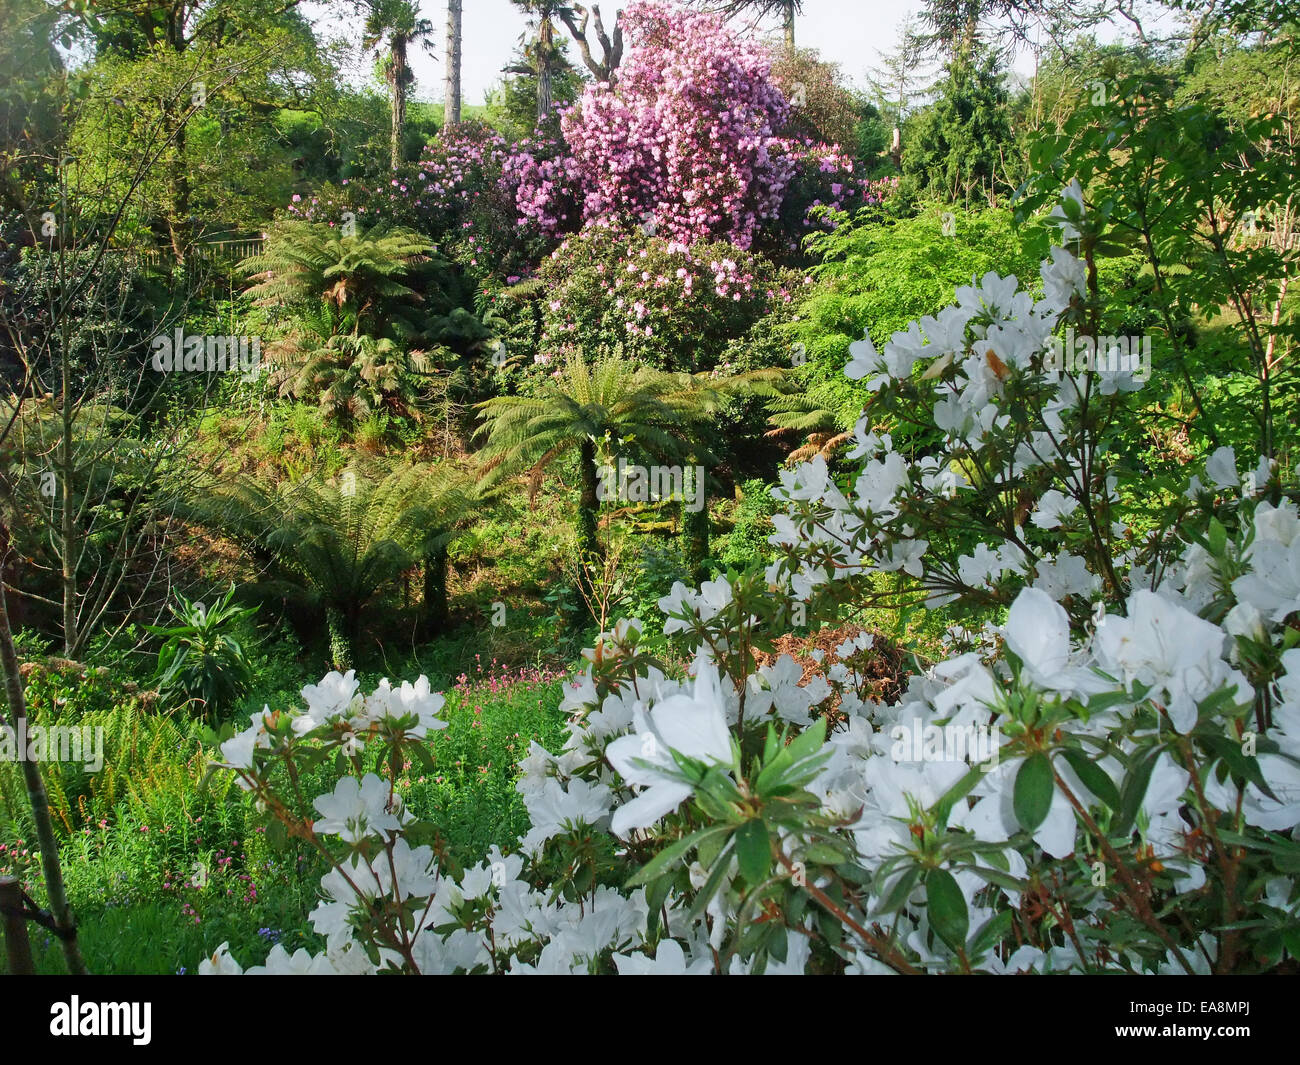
(969, 909, 1013, 959)
(644, 875, 674, 939)
(801, 840, 848, 865)
(784, 716, 827, 766)
(932, 763, 985, 828)
(689, 844, 737, 922)
(1117, 748, 1163, 834)
(768, 926, 789, 964)
(625, 824, 732, 888)
(925, 868, 969, 953)
(735, 820, 772, 886)
(1061, 748, 1120, 810)
(1013, 752, 1054, 832)
(1201, 734, 1277, 801)
(875, 863, 922, 914)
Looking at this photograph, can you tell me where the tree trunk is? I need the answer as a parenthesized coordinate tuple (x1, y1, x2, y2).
(422, 541, 449, 634)
(390, 35, 409, 170)
(164, 102, 190, 262)
(444, 0, 462, 126)
(682, 464, 710, 585)
(536, 16, 554, 125)
(577, 437, 601, 564)
(57, 245, 78, 659)
(326, 606, 352, 671)
(783, 0, 796, 49)
(0, 521, 88, 975)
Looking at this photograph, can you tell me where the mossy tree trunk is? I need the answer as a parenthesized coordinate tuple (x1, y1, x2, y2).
(423, 540, 449, 635)
(576, 437, 603, 605)
(326, 606, 353, 671)
(682, 463, 710, 585)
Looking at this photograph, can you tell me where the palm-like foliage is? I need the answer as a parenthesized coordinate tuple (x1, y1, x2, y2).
(358, 0, 437, 168)
(276, 327, 433, 423)
(476, 351, 780, 584)
(509, 1, 566, 123)
(242, 219, 433, 338)
(695, 0, 803, 48)
(183, 461, 481, 668)
(144, 585, 258, 720)
(765, 389, 852, 464)
(242, 220, 440, 424)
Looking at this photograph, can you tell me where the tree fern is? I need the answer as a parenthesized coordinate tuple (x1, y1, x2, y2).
(475, 351, 779, 587)
(181, 461, 485, 667)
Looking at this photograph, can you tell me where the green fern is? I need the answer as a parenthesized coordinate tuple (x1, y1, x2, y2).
(181, 461, 486, 667)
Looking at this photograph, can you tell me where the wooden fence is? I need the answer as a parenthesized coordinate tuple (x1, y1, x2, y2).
(118, 236, 265, 268)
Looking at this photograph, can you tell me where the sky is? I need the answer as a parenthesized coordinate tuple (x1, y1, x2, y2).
(304, 0, 1182, 108)
(305, 0, 1036, 108)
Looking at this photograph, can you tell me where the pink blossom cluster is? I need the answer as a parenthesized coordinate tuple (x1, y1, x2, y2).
(526, 1, 797, 250)
(538, 222, 802, 371)
(504, 135, 584, 238)
(415, 123, 510, 209)
(452, 654, 567, 695)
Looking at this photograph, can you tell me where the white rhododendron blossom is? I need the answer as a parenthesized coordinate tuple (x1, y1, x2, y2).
(312, 774, 409, 843)
(204, 192, 1300, 975)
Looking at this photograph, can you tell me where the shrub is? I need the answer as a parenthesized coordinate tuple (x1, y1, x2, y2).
(145, 585, 258, 719)
(535, 226, 805, 373)
(195, 186, 1300, 976)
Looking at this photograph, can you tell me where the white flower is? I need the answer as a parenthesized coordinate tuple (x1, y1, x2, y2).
(1205, 445, 1239, 489)
(762, 654, 814, 726)
(881, 538, 928, 578)
(1277, 648, 1300, 705)
(559, 670, 599, 711)
(613, 938, 712, 975)
(312, 774, 407, 842)
(1232, 501, 1300, 623)
(310, 842, 438, 940)
(198, 942, 243, 975)
(605, 659, 736, 837)
(1039, 245, 1086, 311)
(363, 676, 447, 737)
(1004, 588, 1070, 687)
(1030, 489, 1078, 530)
(835, 631, 874, 658)
(220, 707, 275, 772)
(1032, 554, 1100, 601)
(412, 927, 489, 974)
(245, 945, 318, 975)
(967, 760, 1078, 859)
(1048, 178, 1084, 241)
(845, 329, 884, 381)
(297, 670, 360, 734)
(520, 777, 614, 854)
(699, 576, 734, 613)
(1242, 748, 1300, 831)
(1094, 590, 1251, 732)
(1223, 600, 1267, 643)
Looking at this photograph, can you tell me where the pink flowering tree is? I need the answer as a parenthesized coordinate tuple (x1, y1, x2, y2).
(514, 0, 867, 254)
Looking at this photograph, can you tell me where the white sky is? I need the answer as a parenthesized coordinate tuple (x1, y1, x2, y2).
(303, 0, 1184, 107)
(305, 0, 1044, 107)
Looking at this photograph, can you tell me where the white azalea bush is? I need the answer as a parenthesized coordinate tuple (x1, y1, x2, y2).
(201, 187, 1300, 975)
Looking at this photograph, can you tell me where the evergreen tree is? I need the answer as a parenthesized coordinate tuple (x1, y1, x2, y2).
(901, 42, 1018, 207)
